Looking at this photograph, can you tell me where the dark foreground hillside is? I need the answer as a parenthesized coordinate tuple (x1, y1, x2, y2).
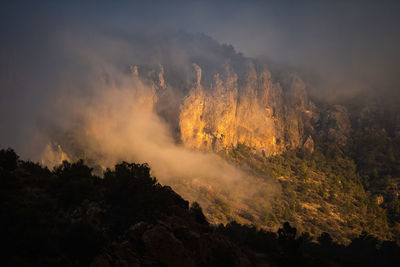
(1, 148, 399, 266)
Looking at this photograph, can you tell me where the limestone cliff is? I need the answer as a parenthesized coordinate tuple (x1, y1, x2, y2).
(179, 62, 317, 156)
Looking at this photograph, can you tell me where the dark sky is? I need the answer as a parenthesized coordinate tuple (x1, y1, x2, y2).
(1, 0, 400, 155)
(2, 1, 400, 91)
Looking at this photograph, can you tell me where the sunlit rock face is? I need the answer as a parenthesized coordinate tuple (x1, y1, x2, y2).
(179, 62, 317, 156)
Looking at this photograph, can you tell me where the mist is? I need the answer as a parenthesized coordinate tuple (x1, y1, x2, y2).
(189, 1, 400, 104)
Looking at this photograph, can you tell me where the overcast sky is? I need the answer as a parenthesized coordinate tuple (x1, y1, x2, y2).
(2, 1, 399, 89)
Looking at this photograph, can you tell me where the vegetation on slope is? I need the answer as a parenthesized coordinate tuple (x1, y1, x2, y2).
(226, 131, 400, 245)
(1, 148, 400, 266)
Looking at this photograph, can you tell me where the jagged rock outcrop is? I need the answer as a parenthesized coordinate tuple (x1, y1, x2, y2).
(125, 59, 320, 158)
(179, 63, 317, 156)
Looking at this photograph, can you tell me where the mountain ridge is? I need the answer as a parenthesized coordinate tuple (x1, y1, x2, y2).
(37, 32, 400, 244)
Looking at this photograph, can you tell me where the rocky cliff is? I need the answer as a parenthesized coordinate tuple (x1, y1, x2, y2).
(135, 60, 319, 157)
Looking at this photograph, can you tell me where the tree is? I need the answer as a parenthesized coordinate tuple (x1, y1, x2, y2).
(0, 148, 19, 171)
(318, 232, 333, 248)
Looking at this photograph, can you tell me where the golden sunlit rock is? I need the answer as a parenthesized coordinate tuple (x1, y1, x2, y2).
(179, 64, 316, 157)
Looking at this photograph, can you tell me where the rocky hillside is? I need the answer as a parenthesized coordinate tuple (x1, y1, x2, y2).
(39, 32, 400, 244)
(126, 64, 396, 242)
